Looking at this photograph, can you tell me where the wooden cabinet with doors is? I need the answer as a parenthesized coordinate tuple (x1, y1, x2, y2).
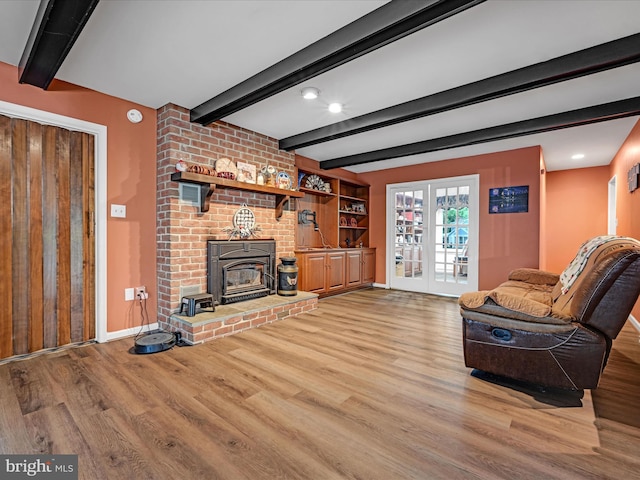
(346, 250, 363, 287)
(297, 250, 346, 295)
(296, 248, 375, 297)
(361, 248, 376, 284)
(346, 248, 376, 288)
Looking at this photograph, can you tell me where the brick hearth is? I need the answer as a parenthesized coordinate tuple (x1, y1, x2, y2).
(167, 292, 317, 344)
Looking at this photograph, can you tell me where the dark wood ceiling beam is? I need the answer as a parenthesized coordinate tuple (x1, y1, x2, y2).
(190, 0, 485, 125)
(281, 33, 640, 151)
(19, 0, 100, 90)
(319, 97, 640, 170)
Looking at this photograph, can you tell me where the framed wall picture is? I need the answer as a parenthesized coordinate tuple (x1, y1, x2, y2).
(489, 185, 529, 214)
(352, 202, 367, 214)
(628, 163, 639, 192)
(236, 161, 256, 184)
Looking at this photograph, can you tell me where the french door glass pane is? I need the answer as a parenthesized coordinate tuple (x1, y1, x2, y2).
(394, 190, 423, 278)
(434, 186, 469, 284)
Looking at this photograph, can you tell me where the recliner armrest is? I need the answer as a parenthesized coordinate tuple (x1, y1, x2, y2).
(508, 268, 559, 286)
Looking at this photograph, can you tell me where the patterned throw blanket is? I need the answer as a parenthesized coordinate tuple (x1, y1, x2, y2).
(559, 235, 636, 294)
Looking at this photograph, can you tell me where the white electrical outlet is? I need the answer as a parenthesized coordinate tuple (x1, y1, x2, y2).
(135, 286, 149, 299)
(111, 204, 126, 218)
(124, 288, 135, 301)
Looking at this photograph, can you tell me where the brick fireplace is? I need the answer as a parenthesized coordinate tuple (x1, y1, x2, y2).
(156, 104, 316, 342)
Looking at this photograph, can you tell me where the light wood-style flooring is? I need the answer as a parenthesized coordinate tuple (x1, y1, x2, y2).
(1, 288, 639, 479)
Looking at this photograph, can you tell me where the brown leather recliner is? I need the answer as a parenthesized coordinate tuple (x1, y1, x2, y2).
(459, 236, 640, 390)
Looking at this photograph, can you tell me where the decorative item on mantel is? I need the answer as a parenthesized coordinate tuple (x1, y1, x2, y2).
(223, 203, 261, 239)
(175, 159, 217, 176)
(187, 163, 215, 175)
(236, 161, 256, 184)
(216, 157, 237, 180)
(261, 165, 277, 187)
(276, 171, 292, 190)
(175, 159, 188, 172)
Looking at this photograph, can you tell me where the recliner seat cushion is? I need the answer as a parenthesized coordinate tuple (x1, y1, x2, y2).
(459, 280, 572, 325)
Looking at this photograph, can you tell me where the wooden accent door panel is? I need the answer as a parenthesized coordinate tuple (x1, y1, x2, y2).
(302, 253, 327, 293)
(0, 115, 95, 359)
(346, 251, 362, 287)
(326, 252, 346, 292)
(362, 249, 376, 284)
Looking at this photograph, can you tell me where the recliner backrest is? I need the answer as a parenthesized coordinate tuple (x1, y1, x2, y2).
(553, 241, 640, 339)
(574, 249, 640, 339)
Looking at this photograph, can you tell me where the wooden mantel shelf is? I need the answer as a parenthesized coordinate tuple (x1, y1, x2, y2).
(171, 171, 304, 218)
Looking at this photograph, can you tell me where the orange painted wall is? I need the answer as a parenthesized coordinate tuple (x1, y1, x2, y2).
(542, 166, 610, 274)
(610, 121, 640, 239)
(357, 146, 542, 290)
(608, 119, 640, 320)
(0, 61, 158, 334)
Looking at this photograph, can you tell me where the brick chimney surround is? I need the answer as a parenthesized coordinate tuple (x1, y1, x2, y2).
(156, 104, 317, 344)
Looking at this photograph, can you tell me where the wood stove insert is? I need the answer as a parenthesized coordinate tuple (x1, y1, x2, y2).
(207, 239, 276, 305)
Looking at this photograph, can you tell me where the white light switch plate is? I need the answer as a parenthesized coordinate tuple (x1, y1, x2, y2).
(111, 204, 126, 218)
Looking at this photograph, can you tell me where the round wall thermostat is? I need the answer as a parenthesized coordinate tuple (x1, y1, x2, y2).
(127, 109, 143, 123)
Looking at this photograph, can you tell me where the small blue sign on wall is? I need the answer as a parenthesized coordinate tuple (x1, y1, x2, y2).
(489, 185, 529, 214)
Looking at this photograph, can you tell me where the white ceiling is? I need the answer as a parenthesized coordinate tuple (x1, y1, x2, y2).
(1, 0, 639, 173)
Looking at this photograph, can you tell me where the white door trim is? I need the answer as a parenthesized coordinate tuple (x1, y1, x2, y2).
(0, 100, 108, 342)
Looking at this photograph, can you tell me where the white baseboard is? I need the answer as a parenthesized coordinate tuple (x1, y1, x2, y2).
(103, 323, 159, 342)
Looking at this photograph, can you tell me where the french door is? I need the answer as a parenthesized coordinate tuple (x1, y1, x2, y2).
(387, 175, 478, 296)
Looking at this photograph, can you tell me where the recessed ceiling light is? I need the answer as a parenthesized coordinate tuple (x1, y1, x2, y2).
(301, 87, 320, 100)
(328, 103, 343, 113)
(571, 153, 585, 160)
